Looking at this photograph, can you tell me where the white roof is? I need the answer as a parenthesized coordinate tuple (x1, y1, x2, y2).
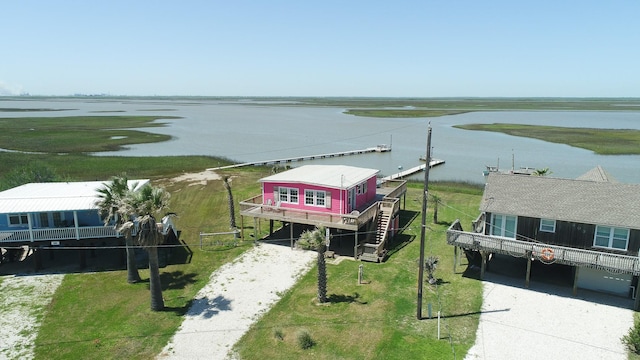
(0, 180, 149, 213)
(260, 165, 379, 189)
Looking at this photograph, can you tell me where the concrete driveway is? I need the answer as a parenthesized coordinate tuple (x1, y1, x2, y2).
(465, 272, 634, 360)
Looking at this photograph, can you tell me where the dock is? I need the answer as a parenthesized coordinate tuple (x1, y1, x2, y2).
(208, 144, 391, 171)
(381, 159, 445, 182)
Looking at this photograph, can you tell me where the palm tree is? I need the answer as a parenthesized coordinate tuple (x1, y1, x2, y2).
(533, 167, 552, 176)
(95, 175, 141, 284)
(130, 185, 171, 311)
(297, 226, 328, 303)
(222, 176, 239, 238)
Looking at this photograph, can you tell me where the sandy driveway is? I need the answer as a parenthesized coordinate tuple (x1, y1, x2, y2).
(465, 273, 634, 360)
(159, 243, 316, 360)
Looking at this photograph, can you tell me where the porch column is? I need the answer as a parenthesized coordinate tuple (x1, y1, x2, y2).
(525, 251, 532, 288)
(480, 251, 487, 280)
(28, 213, 34, 242)
(572, 266, 580, 296)
(270, 220, 274, 236)
(73, 211, 80, 240)
(354, 231, 359, 259)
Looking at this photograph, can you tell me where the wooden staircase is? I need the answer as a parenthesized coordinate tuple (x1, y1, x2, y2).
(359, 200, 395, 262)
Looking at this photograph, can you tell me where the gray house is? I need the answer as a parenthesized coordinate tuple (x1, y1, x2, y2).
(447, 166, 640, 308)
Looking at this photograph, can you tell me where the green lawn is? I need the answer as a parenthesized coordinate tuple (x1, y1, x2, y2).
(455, 123, 640, 155)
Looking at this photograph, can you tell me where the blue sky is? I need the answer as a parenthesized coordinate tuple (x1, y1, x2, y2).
(1, 1, 638, 97)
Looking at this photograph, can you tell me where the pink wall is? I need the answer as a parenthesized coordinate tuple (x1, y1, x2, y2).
(262, 176, 377, 215)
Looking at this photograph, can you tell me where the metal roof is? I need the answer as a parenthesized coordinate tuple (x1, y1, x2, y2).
(0, 180, 149, 213)
(259, 165, 379, 189)
(480, 171, 640, 229)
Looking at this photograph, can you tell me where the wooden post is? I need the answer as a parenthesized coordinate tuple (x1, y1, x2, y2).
(354, 231, 359, 259)
(240, 216, 245, 241)
(525, 251, 532, 288)
(635, 279, 640, 311)
(573, 266, 580, 296)
(480, 251, 487, 280)
(453, 246, 458, 273)
(290, 222, 294, 249)
(269, 219, 274, 236)
(253, 218, 258, 244)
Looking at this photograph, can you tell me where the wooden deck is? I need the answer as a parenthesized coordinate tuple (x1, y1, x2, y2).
(239, 179, 407, 231)
(381, 159, 445, 181)
(446, 220, 640, 275)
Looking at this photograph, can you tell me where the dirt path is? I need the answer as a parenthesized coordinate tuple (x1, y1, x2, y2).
(0, 273, 65, 360)
(158, 243, 316, 359)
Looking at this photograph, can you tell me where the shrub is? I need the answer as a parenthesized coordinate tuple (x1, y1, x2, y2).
(273, 328, 284, 341)
(622, 318, 640, 354)
(296, 329, 315, 350)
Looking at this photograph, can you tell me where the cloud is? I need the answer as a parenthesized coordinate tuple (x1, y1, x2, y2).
(0, 81, 24, 96)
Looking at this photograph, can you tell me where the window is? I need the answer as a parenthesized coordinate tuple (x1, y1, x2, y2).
(491, 214, 517, 238)
(594, 225, 629, 250)
(278, 187, 299, 204)
(540, 218, 556, 233)
(305, 189, 327, 207)
(356, 182, 368, 195)
(8, 213, 29, 226)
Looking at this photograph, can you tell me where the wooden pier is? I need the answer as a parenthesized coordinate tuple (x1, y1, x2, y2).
(381, 159, 445, 182)
(208, 144, 391, 171)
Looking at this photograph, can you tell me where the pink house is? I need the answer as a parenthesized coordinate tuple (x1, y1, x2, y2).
(240, 165, 407, 261)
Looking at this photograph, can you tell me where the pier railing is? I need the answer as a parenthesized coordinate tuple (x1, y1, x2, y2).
(446, 220, 640, 275)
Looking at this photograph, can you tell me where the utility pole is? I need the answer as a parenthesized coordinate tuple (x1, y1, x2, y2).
(417, 124, 432, 320)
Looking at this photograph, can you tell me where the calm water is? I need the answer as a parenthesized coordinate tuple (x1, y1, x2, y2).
(2, 97, 639, 184)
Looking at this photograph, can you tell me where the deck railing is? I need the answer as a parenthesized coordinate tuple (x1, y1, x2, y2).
(239, 194, 380, 229)
(0, 226, 119, 243)
(446, 220, 640, 275)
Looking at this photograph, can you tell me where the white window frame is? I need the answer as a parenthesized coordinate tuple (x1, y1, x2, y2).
(8, 213, 29, 227)
(278, 187, 299, 204)
(305, 189, 327, 207)
(490, 213, 517, 238)
(356, 182, 368, 195)
(593, 225, 629, 251)
(539, 218, 556, 233)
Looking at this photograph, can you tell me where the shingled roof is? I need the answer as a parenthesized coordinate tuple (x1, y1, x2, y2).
(480, 170, 640, 230)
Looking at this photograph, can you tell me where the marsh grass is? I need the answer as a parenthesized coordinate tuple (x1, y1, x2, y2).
(0, 115, 181, 153)
(455, 123, 640, 155)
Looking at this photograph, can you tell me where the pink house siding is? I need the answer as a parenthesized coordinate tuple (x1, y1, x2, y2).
(260, 165, 380, 215)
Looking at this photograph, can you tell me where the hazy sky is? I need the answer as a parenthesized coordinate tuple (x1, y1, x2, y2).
(1, 1, 638, 97)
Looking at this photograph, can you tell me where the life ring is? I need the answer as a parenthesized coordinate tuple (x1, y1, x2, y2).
(540, 248, 554, 261)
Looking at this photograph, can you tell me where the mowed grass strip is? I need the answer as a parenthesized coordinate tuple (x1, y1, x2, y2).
(0, 115, 179, 153)
(233, 183, 483, 360)
(456, 123, 640, 155)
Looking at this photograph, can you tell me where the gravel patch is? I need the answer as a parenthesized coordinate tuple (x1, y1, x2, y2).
(465, 273, 634, 360)
(159, 243, 316, 359)
(0, 273, 65, 360)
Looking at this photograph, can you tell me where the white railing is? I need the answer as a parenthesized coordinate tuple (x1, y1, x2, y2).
(0, 226, 119, 243)
(446, 220, 640, 275)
